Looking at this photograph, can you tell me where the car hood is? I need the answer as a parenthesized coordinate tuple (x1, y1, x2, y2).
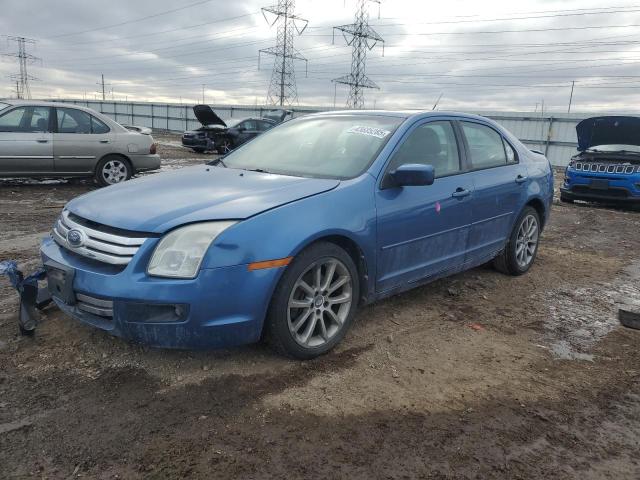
(576, 116, 640, 151)
(66, 166, 340, 233)
(193, 104, 226, 127)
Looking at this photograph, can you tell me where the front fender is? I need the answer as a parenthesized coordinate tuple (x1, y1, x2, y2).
(201, 174, 378, 291)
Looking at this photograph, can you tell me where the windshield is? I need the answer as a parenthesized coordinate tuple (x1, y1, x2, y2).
(220, 115, 403, 179)
(587, 144, 640, 153)
(0, 102, 9, 112)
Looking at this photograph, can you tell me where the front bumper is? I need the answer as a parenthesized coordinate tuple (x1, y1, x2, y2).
(562, 168, 640, 203)
(40, 236, 282, 349)
(182, 137, 207, 148)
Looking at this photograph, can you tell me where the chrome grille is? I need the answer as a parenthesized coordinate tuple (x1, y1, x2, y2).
(52, 210, 149, 265)
(574, 162, 640, 175)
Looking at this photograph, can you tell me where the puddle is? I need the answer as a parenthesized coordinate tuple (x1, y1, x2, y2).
(544, 262, 640, 361)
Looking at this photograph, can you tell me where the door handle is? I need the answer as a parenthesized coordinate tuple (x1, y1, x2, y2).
(515, 175, 528, 184)
(99, 140, 110, 144)
(36, 139, 48, 143)
(451, 188, 471, 199)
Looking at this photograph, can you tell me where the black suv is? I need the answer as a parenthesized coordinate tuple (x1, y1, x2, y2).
(182, 105, 288, 154)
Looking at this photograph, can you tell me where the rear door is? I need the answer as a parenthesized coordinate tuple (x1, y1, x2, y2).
(53, 107, 114, 173)
(375, 119, 474, 293)
(0, 106, 53, 174)
(458, 120, 530, 263)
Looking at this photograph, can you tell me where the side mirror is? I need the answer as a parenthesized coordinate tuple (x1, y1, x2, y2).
(389, 164, 435, 187)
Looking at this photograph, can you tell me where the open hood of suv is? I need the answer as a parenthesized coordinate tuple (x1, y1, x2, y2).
(576, 116, 640, 151)
(193, 104, 226, 127)
(65, 166, 339, 233)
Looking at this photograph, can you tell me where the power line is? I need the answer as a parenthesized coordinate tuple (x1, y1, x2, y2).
(333, 0, 385, 109)
(2, 36, 40, 99)
(48, 0, 218, 39)
(259, 0, 309, 106)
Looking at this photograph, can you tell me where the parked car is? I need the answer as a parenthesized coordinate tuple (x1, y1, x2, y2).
(41, 111, 553, 359)
(0, 101, 160, 186)
(561, 116, 640, 204)
(181, 105, 287, 154)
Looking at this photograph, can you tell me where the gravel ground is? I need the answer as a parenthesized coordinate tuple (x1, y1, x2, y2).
(1, 134, 640, 479)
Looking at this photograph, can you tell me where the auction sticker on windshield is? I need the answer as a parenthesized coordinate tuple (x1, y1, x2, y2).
(347, 126, 391, 139)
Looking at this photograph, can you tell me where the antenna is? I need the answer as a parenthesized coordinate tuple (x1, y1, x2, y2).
(2, 36, 40, 99)
(332, 0, 384, 109)
(259, 0, 308, 106)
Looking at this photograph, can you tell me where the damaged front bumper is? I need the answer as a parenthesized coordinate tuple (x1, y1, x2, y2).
(39, 236, 281, 349)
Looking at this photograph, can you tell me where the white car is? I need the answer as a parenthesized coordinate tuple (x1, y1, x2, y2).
(0, 100, 161, 186)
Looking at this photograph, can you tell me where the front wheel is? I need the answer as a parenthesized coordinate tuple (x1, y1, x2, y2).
(95, 155, 132, 187)
(493, 206, 541, 276)
(266, 242, 360, 360)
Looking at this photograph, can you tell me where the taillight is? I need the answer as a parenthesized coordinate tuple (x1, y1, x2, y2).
(150, 143, 157, 154)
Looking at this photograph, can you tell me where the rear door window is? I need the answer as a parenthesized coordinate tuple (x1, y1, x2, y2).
(91, 116, 110, 134)
(56, 108, 92, 134)
(461, 122, 508, 169)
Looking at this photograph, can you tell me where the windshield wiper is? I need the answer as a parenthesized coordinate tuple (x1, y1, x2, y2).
(208, 157, 228, 168)
(244, 168, 271, 174)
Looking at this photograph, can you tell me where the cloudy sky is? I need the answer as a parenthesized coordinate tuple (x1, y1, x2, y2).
(1, 0, 640, 112)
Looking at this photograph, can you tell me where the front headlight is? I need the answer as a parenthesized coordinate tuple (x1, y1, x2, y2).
(147, 221, 236, 279)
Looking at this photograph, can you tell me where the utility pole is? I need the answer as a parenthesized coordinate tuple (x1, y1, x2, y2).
(202, 84, 205, 104)
(568, 80, 575, 114)
(332, 0, 385, 109)
(259, 0, 309, 106)
(96, 74, 110, 101)
(2, 36, 39, 99)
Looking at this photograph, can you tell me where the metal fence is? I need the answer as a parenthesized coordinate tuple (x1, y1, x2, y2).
(54, 99, 593, 166)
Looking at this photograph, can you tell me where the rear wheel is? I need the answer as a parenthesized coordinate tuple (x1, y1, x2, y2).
(95, 155, 132, 187)
(266, 242, 360, 360)
(493, 206, 541, 276)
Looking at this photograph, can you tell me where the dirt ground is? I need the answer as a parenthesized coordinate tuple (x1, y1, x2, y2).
(1, 135, 640, 479)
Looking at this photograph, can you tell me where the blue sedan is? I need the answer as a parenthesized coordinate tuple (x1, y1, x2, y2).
(40, 111, 553, 359)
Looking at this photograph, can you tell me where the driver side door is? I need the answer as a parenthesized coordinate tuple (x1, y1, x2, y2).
(375, 119, 474, 294)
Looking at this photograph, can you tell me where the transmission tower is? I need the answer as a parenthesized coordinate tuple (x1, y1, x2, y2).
(332, 0, 384, 109)
(2, 36, 39, 99)
(259, 0, 308, 106)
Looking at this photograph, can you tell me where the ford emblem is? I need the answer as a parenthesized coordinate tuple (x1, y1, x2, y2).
(66, 229, 86, 248)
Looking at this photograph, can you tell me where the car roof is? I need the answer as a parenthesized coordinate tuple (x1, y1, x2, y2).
(305, 109, 491, 122)
(0, 99, 98, 112)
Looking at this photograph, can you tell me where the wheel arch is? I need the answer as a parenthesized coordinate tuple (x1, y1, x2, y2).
(292, 233, 371, 306)
(525, 197, 547, 230)
(96, 152, 133, 173)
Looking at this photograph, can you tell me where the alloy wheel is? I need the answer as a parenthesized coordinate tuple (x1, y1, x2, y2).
(101, 160, 128, 184)
(287, 258, 353, 348)
(515, 214, 539, 268)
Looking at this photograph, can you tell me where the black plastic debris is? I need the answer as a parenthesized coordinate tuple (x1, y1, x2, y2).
(0, 260, 51, 335)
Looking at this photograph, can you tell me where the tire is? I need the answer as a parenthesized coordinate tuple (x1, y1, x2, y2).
(192, 148, 206, 154)
(493, 206, 541, 276)
(560, 192, 574, 204)
(94, 155, 132, 187)
(216, 137, 233, 155)
(266, 242, 360, 360)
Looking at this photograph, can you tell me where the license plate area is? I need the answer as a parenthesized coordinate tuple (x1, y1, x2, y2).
(45, 261, 76, 305)
(590, 179, 610, 190)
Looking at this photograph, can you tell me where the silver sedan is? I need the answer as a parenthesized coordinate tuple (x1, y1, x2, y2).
(0, 100, 161, 186)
